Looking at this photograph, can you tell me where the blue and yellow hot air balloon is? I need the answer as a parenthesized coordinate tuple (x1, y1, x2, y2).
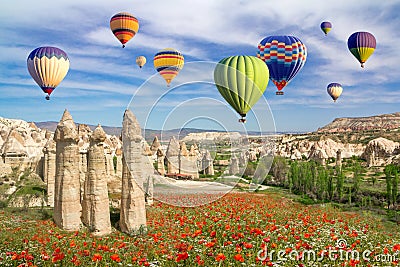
(327, 83, 343, 102)
(347, 31, 376, 68)
(257, 35, 307, 95)
(110, 12, 139, 48)
(213, 56, 269, 123)
(320, 21, 332, 36)
(153, 48, 184, 86)
(27, 46, 70, 100)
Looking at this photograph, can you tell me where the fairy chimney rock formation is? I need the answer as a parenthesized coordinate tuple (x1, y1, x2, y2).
(53, 109, 82, 231)
(143, 141, 153, 156)
(364, 137, 400, 166)
(336, 149, 342, 169)
(120, 110, 147, 233)
(202, 150, 215, 175)
(156, 148, 165, 175)
(166, 136, 180, 174)
(180, 142, 189, 157)
(229, 154, 240, 175)
(43, 139, 56, 207)
(115, 148, 123, 177)
(150, 136, 161, 154)
(179, 142, 198, 178)
(81, 125, 111, 236)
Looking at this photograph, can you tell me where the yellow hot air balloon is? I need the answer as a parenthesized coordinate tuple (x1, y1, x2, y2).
(110, 12, 139, 48)
(136, 56, 146, 68)
(153, 48, 184, 86)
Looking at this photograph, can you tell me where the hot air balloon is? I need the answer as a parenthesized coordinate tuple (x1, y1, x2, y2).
(27, 46, 70, 100)
(153, 48, 184, 86)
(347, 31, 376, 68)
(320, 21, 332, 36)
(136, 56, 146, 68)
(110, 12, 139, 48)
(257, 35, 307, 95)
(327, 83, 343, 102)
(213, 56, 269, 123)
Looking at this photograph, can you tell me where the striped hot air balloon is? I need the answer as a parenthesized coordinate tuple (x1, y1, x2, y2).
(347, 31, 376, 68)
(327, 83, 343, 102)
(110, 12, 139, 48)
(214, 56, 269, 123)
(320, 21, 332, 36)
(27, 46, 69, 100)
(153, 48, 184, 86)
(257, 35, 307, 95)
(136, 56, 146, 68)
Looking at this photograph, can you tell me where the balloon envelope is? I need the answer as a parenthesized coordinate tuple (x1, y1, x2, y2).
(257, 35, 307, 94)
(213, 55, 269, 122)
(136, 56, 146, 68)
(347, 31, 376, 68)
(110, 12, 139, 47)
(320, 21, 332, 35)
(327, 83, 343, 102)
(27, 46, 69, 99)
(153, 48, 184, 86)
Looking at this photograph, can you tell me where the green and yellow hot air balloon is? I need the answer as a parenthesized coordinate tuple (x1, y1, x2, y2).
(214, 56, 269, 123)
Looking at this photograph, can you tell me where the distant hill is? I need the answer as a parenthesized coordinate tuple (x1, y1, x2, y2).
(35, 121, 122, 136)
(34, 121, 224, 142)
(317, 112, 400, 133)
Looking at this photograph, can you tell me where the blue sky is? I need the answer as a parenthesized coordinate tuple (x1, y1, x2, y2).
(1, 0, 400, 133)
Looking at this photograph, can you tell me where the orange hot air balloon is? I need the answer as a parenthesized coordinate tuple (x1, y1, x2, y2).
(110, 12, 139, 48)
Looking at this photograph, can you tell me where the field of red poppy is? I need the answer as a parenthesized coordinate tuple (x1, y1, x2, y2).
(0, 192, 399, 266)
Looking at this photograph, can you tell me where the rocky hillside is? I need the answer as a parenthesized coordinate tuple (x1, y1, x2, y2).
(317, 112, 400, 132)
(0, 116, 122, 177)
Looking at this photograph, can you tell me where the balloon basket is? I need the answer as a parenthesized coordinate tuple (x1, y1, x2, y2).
(276, 91, 284, 95)
(239, 118, 246, 123)
(45, 95, 50, 100)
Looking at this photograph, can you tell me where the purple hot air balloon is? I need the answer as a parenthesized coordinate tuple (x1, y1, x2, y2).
(347, 31, 376, 68)
(320, 21, 332, 36)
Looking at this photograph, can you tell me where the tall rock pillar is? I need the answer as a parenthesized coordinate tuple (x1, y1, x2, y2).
(53, 110, 82, 231)
(202, 150, 215, 175)
(166, 137, 180, 174)
(229, 154, 240, 175)
(81, 125, 111, 236)
(336, 149, 342, 171)
(43, 139, 56, 207)
(120, 110, 147, 234)
(179, 142, 199, 178)
(156, 148, 165, 176)
(115, 148, 123, 178)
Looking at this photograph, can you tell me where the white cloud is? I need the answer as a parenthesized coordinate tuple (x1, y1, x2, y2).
(1, 0, 400, 131)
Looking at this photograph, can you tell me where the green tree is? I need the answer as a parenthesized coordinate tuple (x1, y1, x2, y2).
(385, 165, 394, 209)
(270, 156, 288, 185)
(352, 161, 361, 195)
(392, 171, 398, 207)
(336, 167, 344, 201)
(317, 167, 328, 200)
